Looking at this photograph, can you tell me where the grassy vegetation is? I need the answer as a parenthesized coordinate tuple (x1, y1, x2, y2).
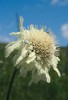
(0, 43, 68, 100)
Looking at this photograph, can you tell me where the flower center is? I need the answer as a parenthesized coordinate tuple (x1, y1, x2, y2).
(29, 31, 54, 59)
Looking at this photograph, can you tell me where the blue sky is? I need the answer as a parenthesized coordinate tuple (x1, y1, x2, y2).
(0, 0, 68, 46)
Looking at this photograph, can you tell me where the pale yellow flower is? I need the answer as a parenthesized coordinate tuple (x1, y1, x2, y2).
(5, 16, 61, 85)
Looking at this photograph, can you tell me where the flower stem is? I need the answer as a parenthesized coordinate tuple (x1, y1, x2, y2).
(6, 68, 18, 100)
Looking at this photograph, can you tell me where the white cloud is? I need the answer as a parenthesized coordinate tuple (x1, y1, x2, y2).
(22, 4, 44, 11)
(0, 35, 15, 43)
(51, 0, 68, 6)
(51, 0, 59, 5)
(7, 22, 15, 29)
(0, 24, 2, 31)
(36, 4, 44, 9)
(22, 5, 30, 11)
(61, 24, 68, 39)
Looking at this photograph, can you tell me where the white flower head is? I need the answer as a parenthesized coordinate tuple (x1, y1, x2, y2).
(5, 16, 61, 85)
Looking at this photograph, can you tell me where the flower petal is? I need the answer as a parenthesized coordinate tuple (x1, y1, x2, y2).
(26, 52, 36, 64)
(5, 40, 21, 57)
(20, 66, 27, 78)
(53, 67, 61, 77)
(19, 16, 24, 32)
(10, 32, 21, 37)
(15, 47, 28, 65)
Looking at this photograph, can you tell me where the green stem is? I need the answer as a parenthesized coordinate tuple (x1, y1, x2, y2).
(6, 68, 18, 100)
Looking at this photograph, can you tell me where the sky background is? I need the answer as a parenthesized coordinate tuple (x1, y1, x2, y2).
(0, 0, 68, 46)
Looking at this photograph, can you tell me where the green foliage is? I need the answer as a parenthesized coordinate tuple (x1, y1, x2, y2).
(0, 43, 68, 100)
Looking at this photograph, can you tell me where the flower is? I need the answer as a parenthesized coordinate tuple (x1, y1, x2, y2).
(5, 16, 61, 85)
